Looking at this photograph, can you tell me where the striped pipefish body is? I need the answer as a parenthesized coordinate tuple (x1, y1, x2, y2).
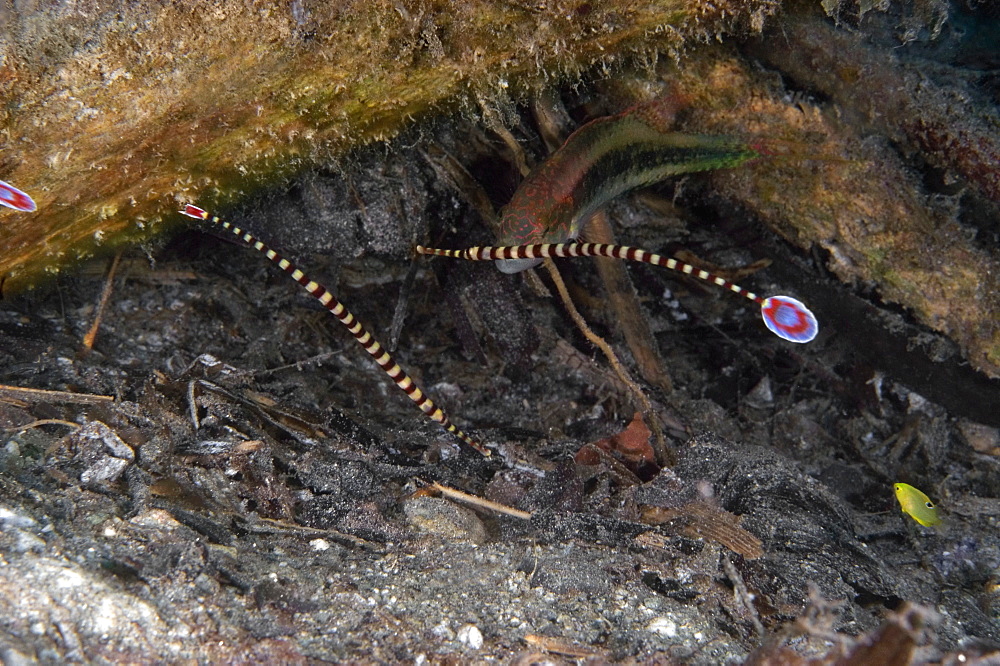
(416, 242, 819, 344)
(181, 204, 490, 457)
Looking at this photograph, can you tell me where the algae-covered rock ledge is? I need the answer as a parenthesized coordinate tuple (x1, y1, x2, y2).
(0, 0, 774, 293)
(3, 1, 998, 377)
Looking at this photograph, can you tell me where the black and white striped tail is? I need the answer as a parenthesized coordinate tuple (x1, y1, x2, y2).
(416, 242, 818, 343)
(182, 204, 490, 456)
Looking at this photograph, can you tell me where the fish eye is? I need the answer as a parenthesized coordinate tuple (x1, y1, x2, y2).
(925, 501, 935, 508)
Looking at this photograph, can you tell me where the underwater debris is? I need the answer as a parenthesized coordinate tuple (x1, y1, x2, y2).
(641, 501, 765, 560)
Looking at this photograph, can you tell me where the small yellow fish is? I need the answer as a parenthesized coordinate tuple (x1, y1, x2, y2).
(894, 482, 942, 527)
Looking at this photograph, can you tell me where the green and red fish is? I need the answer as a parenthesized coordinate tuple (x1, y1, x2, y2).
(495, 99, 761, 274)
(476, 97, 819, 343)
